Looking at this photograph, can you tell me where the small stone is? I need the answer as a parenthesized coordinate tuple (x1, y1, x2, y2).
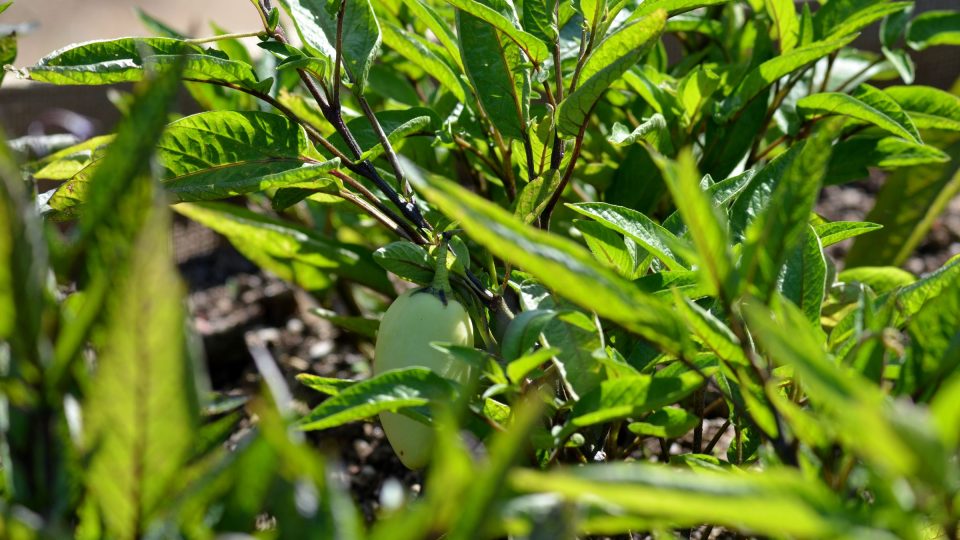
(286, 318, 305, 334)
(309, 340, 335, 359)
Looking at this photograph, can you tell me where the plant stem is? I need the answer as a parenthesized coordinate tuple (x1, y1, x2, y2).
(332, 0, 345, 110)
(540, 113, 591, 228)
(357, 93, 411, 196)
(185, 30, 264, 44)
(834, 57, 883, 93)
(330, 170, 425, 243)
(703, 419, 732, 454)
(337, 189, 414, 242)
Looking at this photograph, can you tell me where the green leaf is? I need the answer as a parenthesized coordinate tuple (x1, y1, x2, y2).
(573, 219, 643, 279)
(280, 0, 381, 91)
(297, 367, 456, 430)
(677, 66, 721, 128)
(629, 0, 730, 19)
(673, 293, 750, 367)
(0, 133, 46, 380)
(838, 266, 915, 294)
(907, 10, 960, 50)
(567, 201, 688, 271)
(744, 298, 946, 482)
(48, 112, 337, 211)
(765, 0, 799, 52)
(825, 135, 948, 185)
(373, 241, 434, 283)
(502, 309, 560, 362)
(558, 10, 666, 136)
(145, 53, 269, 92)
(894, 254, 960, 319)
(84, 206, 199, 540)
(174, 202, 392, 294)
(381, 21, 467, 102)
(398, 0, 463, 69)
(296, 373, 357, 396)
(881, 46, 914, 85)
(846, 132, 960, 266)
(880, 7, 912, 48)
(414, 172, 692, 357)
(360, 115, 433, 162)
(521, 0, 556, 44)
(457, 9, 531, 140)
(779, 225, 826, 326)
(509, 463, 877, 538)
(333, 107, 440, 158)
(717, 36, 853, 121)
(814, 0, 911, 41)
(159, 111, 338, 200)
(740, 122, 839, 299)
(506, 347, 560, 384)
(310, 307, 379, 339)
(657, 148, 732, 297)
(445, 0, 549, 63)
(627, 407, 700, 438)
(813, 220, 882, 247)
(931, 372, 960, 450)
(728, 148, 800, 241)
(545, 311, 606, 397)
(560, 369, 709, 435)
(700, 89, 770, 178)
(902, 277, 960, 401)
(0, 33, 15, 87)
(514, 170, 562, 225)
(797, 91, 919, 143)
(27, 37, 207, 85)
(48, 59, 186, 385)
(606, 115, 668, 146)
(883, 85, 960, 132)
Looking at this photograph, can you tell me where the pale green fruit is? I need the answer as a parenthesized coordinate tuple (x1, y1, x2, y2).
(373, 289, 474, 469)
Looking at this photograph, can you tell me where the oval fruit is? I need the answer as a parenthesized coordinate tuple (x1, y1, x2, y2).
(373, 289, 474, 469)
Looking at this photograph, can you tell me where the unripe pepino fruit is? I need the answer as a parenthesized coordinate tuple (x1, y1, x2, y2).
(373, 241, 474, 469)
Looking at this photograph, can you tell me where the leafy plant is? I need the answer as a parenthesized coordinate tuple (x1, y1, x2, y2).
(2, 0, 960, 538)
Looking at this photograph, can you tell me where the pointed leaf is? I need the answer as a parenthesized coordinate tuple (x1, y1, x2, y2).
(509, 464, 879, 538)
(558, 10, 666, 135)
(741, 122, 839, 299)
(298, 367, 456, 430)
(813, 220, 882, 247)
(457, 9, 531, 140)
(445, 0, 549, 63)
(413, 173, 691, 357)
(797, 92, 920, 142)
(381, 21, 467, 102)
(27, 37, 207, 85)
(778, 225, 827, 325)
(907, 10, 960, 50)
(884, 85, 960, 132)
(281, 0, 381, 91)
(567, 201, 688, 271)
(84, 207, 199, 540)
(718, 36, 853, 121)
(174, 202, 392, 294)
(657, 148, 732, 297)
(814, 0, 911, 40)
(765, 0, 799, 52)
(561, 370, 709, 435)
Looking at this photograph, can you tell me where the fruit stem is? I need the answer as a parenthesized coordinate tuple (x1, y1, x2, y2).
(429, 235, 453, 305)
